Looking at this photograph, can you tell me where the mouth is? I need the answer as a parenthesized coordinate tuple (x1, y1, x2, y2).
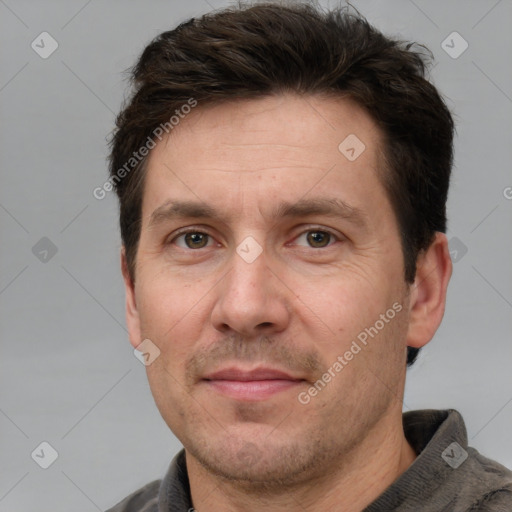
(202, 367, 306, 401)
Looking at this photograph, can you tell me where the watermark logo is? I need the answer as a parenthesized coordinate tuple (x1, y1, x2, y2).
(31, 32, 59, 59)
(236, 236, 263, 264)
(448, 236, 468, 263)
(441, 31, 468, 59)
(338, 134, 366, 161)
(32, 237, 58, 263)
(31, 441, 59, 469)
(134, 338, 161, 366)
(441, 441, 468, 468)
(237, 442, 262, 465)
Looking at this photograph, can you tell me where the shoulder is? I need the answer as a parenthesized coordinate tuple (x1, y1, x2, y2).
(105, 479, 161, 512)
(468, 487, 512, 512)
(399, 409, 512, 511)
(465, 449, 512, 511)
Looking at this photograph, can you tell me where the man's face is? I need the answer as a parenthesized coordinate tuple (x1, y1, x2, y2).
(124, 94, 414, 483)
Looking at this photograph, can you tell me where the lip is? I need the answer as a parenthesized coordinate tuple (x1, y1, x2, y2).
(202, 367, 305, 401)
(204, 367, 300, 381)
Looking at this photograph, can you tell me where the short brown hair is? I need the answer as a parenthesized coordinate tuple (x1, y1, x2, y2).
(108, 2, 454, 366)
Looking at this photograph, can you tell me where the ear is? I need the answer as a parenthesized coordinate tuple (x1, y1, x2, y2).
(121, 247, 142, 350)
(406, 232, 453, 349)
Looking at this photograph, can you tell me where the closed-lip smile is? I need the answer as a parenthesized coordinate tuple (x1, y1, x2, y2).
(202, 366, 305, 401)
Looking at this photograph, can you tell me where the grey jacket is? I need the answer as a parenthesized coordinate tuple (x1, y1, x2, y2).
(106, 409, 512, 511)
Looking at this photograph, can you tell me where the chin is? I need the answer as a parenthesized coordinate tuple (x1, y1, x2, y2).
(189, 436, 319, 486)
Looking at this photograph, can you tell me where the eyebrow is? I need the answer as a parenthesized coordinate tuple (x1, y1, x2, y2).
(148, 197, 369, 231)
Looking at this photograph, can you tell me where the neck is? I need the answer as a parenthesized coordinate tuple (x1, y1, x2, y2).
(186, 412, 417, 512)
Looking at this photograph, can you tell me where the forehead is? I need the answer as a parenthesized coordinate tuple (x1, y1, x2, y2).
(153, 93, 380, 162)
(141, 93, 388, 225)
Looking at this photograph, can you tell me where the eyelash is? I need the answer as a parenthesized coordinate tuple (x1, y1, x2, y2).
(167, 226, 342, 250)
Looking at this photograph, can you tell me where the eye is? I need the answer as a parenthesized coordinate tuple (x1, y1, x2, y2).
(172, 230, 215, 250)
(294, 229, 339, 248)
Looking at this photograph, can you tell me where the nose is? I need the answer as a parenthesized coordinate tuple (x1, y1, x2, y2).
(210, 247, 291, 337)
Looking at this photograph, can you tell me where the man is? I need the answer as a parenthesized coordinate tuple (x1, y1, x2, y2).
(106, 2, 512, 511)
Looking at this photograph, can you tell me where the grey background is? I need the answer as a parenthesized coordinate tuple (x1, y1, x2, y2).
(1, 0, 511, 509)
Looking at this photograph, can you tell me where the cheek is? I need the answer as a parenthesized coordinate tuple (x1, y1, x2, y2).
(297, 266, 404, 362)
(298, 266, 381, 326)
(136, 277, 203, 362)
(138, 268, 194, 320)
